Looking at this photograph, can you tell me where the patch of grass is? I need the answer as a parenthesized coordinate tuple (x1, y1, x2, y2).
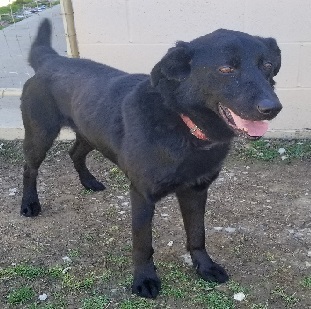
(81, 295, 109, 309)
(271, 286, 299, 306)
(80, 188, 95, 195)
(302, 276, 311, 288)
(62, 273, 95, 290)
(0, 140, 24, 163)
(7, 286, 35, 305)
(68, 248, 81, 258)
(108, 166, 129, 190)
(0, 264, 45, 279)
(227, 280, 249, 294)
(234, 139, 311, 161)
(119, 297, 155, 309)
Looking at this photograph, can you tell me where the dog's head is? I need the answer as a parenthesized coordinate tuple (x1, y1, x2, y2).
(151, 29, 282, 141)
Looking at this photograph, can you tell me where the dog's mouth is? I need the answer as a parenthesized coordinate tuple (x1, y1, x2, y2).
(218, 104, 269, 139)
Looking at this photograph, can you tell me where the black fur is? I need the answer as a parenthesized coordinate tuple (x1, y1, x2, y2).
(20, 19, 282, 298)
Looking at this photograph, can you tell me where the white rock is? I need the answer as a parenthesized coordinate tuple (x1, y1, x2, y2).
(181, 253, 193, 266)
(161, 213, 169, 217)
(62, 267, 71, 274)
(38, 293, 48, 301)
(308, 251, 311, 257)
(119, 211, 126, 215)
(281, 155, 288, 160)
(167, 241, 173, 247)
(225, 227, 236, 233)
(278, 148, 286, 155)
(62, 256, 72, 263)
(234, 292, 246, 301)
(214, 227, 223, 231)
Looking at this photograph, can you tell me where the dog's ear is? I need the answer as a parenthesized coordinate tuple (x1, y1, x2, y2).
(260, 37, 281, 76)
(151, 42, 192, 87)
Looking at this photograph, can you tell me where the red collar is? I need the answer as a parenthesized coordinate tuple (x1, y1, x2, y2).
(180, 114, 208, 140)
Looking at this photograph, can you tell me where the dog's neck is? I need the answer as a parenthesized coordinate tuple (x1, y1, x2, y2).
(180, 114, 208, 140)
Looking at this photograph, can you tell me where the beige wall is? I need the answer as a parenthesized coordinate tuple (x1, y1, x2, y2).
(70, 0, 311, 138)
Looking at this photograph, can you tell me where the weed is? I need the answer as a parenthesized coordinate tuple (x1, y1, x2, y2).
(227, 280, 249, 294)
(62, 273, 95, 290)
(68, 248, 81, 258)
(81, 188, 95, 195)
(271, 286, 299, 306)
(7, 286, 35, 305)
(82, 295, 109, 309)
(234, 139, 311, 161)
(119, 297, 155, 309)
(302, 276, 311, 288)
(0, 264, 45, 279)
(108, 166, 129, 190)
(0, 140, 24, 163)
(47, 266, 64, 278)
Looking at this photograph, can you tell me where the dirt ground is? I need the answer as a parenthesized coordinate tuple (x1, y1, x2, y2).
(0, 140, 310, 308)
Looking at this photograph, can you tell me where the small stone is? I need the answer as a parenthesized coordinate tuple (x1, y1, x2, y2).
(38, 293, 48, 301)
(214, 227, 223, 231)
(278, 148, 286, 155)
(234, 292, 246, 301)
(62, 267, 71, 274)
(307, 251, 311, 257)
(181, 253, 193, 266)
(161, 213, 169, 217)
(62, 256, 72, 263)
(281, 155, 288, 160)
(225, 227, 236, 233)
(167, 241, 173, 247)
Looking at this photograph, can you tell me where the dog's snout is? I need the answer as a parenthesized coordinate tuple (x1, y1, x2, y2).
(257, 99, 282, 115)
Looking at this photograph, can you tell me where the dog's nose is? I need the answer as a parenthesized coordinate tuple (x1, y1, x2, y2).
(257, 99, 282, 115)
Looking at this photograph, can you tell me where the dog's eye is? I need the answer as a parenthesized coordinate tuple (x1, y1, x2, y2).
(263, 62, 273, 71)
(219, 66, 234, 74)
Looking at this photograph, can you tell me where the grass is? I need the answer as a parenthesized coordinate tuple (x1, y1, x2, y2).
(234, 139, 311, 161)
(7, 286, 35, 305)
(302, 276, 311, 288)
(82, 295, 110, 309)
(271, 287, 299, 306)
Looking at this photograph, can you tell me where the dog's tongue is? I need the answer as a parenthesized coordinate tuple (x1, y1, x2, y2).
(230, 109, 269, 137)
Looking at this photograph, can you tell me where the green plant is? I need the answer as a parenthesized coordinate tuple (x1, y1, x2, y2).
(7, 286, 35, 305)
(271, 287, 299, 306)
(302, 276, 311, 288)
(82, 295, 109, 309)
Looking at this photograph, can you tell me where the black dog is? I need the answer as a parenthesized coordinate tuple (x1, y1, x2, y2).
(20, 19, 282, 298)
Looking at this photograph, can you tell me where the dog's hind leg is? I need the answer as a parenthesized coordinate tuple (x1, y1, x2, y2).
(176, 184, 229, 284)
(69, 133, 105, 191)
(21, 111, 60, 217)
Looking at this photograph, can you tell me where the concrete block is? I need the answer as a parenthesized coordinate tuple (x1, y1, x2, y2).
(298, 44, 311, 87)
(129, 0, 245, 44)
(274, 43, 300, 88)
(79, 43, 172, 74)
(272, 89, 311, 130)
(245, 0, 311, 42)
(72, 0, 129, 44)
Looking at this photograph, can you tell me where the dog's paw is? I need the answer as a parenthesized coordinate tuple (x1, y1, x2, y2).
(20, 201, 41, 217)
(197, 262, 229, 284)
(132, 274, 161, 299)
(81, 178, 106, 191)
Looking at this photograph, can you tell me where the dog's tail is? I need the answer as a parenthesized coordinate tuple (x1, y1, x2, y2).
(29, 18, 58, 72)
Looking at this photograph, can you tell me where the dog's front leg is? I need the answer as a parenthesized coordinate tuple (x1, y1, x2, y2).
(130, 185, 161, 298)
(176, 186, 229, 284)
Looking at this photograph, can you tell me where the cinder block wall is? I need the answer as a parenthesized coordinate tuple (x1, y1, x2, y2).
(71, 0, 311, 137)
